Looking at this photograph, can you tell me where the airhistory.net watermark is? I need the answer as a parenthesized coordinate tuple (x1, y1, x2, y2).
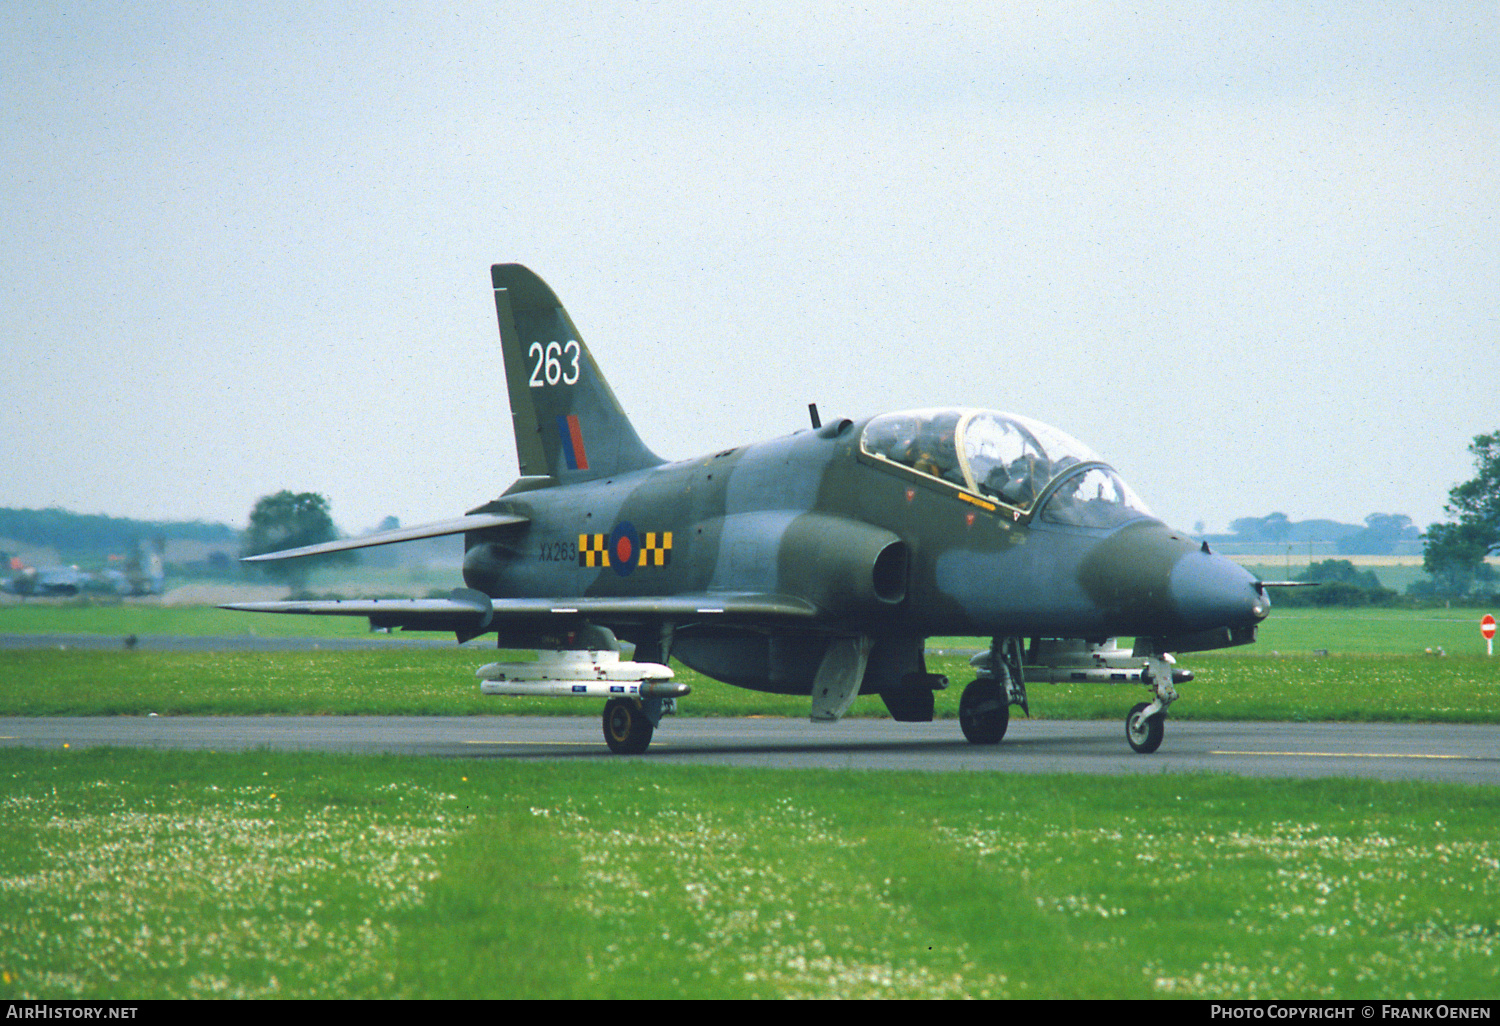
(5, 1007, 138, 1020)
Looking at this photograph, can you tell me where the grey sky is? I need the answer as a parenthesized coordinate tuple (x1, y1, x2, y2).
(3, 3, 1496, 537)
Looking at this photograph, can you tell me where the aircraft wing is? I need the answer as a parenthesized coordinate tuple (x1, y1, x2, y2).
(487, 592, 822, 623)
(241, 512, 528, 562)
(222, 589, 499, 633)
(221, 589, 820, 641)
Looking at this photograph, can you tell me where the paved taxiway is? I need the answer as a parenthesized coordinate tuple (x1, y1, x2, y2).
(2, 716, 1496, 785)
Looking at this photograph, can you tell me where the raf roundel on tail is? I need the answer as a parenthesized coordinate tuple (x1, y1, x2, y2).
(225, 264, 1281, 755)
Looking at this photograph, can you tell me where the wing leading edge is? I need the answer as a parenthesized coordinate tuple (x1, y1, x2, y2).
(220, 590, 820, 643)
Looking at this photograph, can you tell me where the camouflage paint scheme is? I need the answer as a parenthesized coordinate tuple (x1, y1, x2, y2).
(228, 265, 1271, 753)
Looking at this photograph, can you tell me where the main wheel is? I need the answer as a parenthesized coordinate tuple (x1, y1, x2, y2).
(1125, 702, 1165, 754)
(603, 698, 654, 754)
(959, 679, 1009, 744)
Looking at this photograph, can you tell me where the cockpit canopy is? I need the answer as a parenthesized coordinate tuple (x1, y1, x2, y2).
(859, 408, 1153, 528)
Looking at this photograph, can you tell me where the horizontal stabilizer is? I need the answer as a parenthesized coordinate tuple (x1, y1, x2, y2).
(241, 512, 528, 562)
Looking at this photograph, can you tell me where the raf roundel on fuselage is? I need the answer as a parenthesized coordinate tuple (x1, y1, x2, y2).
(858, 408, 1154, 528)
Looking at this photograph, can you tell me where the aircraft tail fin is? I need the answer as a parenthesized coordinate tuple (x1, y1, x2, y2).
(492, 264, 663, 481)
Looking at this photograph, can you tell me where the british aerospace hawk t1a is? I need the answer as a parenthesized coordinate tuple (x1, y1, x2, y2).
(225, 264, 1273, 754)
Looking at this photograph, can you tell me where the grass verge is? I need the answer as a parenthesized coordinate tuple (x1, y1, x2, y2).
(0, 601, 377, 638)
(0, 749, 1494, 1000)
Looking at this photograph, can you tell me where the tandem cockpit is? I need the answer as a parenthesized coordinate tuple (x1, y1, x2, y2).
(859, 407, 1155, 529)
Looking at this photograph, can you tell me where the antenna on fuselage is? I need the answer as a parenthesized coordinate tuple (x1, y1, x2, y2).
(808, 403, 821, 429)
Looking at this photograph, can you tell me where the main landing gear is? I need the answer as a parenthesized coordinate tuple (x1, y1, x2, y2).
(959, 637, 1026, 745)
(476, 625, 684, 755)
(603, 697, 655, 754)
(958, 678, 1009, 744)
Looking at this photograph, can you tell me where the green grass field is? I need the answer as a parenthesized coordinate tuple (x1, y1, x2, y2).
(1248, 606, 1499, 656)
(0, 749, 1494, 1000)
(2, 602, 1498, 999)
(0, 600, 379, 638)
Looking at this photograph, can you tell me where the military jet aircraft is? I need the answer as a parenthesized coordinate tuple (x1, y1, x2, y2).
(2, 564, 91, 597)
(2, 540, 164, 598)
(226, 264, 1274, 754)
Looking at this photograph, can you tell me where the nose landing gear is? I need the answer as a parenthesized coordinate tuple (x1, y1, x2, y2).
(1125, 652, 1178, 754)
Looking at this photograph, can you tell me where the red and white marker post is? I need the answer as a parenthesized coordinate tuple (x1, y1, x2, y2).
(1482, 614, 1496, 657)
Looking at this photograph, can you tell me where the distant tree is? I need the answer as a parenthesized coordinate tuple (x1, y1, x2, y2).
(1229, 512, 1293, 542)
(1336, 513, 1420, 556)
(1422, 521, 1497, 597)
(0, 507, 236, 555)
(360, 516, 404, 569)
(241, 491, 352, 590)
(1297, 559, 1382, 589)
(1422, 432, 1500, 597)
(1444, 432, 1500, 533)
(1273, 558, 1395, 607)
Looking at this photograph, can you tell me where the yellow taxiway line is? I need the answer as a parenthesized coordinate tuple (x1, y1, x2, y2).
(1211, 750, 1468, 760)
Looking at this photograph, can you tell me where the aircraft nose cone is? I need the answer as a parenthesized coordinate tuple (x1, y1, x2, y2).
(1170, 550, 1268, 630)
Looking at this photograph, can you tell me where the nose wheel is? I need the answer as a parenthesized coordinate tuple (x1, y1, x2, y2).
(1125, 702, 1165, 753)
